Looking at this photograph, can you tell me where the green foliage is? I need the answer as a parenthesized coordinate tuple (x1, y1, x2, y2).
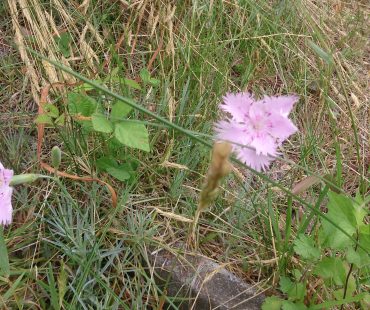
(293, 234, 320, 261)
(111, 100, 132, 120)
(114, 121, 150, 152)
(140, 68, 160, 87)
(63, 72, 154, 181)
(0, 228, 10, 277)
(91, 113, 113, 133)
(55, 32, 72, 58)
(263, 191, 370, 309)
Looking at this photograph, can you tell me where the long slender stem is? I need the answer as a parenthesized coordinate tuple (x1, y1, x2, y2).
(340, 231, 359, 310)
(26, 47, 369, 254)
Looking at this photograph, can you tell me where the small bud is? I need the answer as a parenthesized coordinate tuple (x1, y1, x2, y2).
(51, 146, 62, 169)
(9, 174, 41, 186)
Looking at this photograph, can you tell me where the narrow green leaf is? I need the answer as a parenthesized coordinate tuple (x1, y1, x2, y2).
(2, 273, 25, 302)
(308, 40, 334, 65)
(47, 263, 59, 310)
(0, 228, 10, 277)
(92, 113, 113, 133)
(114, 121, 150, 152)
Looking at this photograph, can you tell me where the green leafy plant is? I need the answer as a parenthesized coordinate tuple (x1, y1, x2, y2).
(35, 68, 158, 183)
(263, 191, 370, 309)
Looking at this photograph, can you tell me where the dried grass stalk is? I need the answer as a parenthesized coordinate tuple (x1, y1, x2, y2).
(190, 142, 232, 247)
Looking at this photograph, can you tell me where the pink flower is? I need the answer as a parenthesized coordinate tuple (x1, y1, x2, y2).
(0, 162, 13, 225)
(215, 93, 298, 171)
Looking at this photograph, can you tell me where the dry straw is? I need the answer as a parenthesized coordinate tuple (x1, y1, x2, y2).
(190, 142, 232, 247)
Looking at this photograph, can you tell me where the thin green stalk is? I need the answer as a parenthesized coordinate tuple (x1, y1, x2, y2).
(27, 48, 369, 254)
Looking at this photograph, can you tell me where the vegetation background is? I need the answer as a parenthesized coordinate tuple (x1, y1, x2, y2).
(0, 0, 368, 309)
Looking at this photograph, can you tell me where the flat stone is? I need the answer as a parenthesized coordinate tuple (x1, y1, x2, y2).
(149, 247, 265, 309)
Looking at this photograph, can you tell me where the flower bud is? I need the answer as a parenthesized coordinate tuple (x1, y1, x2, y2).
(51, 146, 62, 169)
(9, 174, 41, 186)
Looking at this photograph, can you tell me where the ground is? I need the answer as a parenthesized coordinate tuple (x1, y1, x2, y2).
(0, 1, 368, 309)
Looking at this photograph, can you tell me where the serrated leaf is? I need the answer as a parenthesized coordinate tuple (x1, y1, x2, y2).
(319, 192, 357, 250)
(35, 114, 53, 125)
(68, 92, 97, 117)
(294, 234, 321, 261)
(280, 276, 294, 294)
(92, 113, 113, 133)
(282, 301, 307, 310)
(262, 296, 284, 310)
(280, 276, 306, 302)
(114, 121, 150, 152)
(313, 257, 346, 285)
(43, 103, 59, 118)
(111, 100, 132, 121)
(308, 40, 333, 65)
(106, 166, 131, 181)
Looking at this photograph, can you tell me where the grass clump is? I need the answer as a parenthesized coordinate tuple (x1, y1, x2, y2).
(0, 0, 368, 309)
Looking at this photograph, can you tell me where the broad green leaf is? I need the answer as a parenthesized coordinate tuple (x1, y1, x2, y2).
(140, 68, 151, 83)
(68, 92, 97, 117)
(55, 113, 65, 125)
(319, 192, 357, 250)
(346, 247, 362, 267)
(140, 68, 160, 86)
(106, 166, 131, 181)
(262, 296, 284, 310)
(294, 234, 321, 261)
(43, 103, 59, 118)
(96, 156, 118, 171)
(280, 276, 294, 295)
(282, 301, 307, 310)
(308, 40, 333, 65)
(123, 78, 141, 90)
(92, 113, 113, 133)
(111, 100, 132, 120)
(311, 293, 367, 309)
(35, 114, 53, 125)
(0, 228, 10, 277)
(55, 32, 71, 57)
(313, 257, 346, 285)
(114, 121, 150, 152)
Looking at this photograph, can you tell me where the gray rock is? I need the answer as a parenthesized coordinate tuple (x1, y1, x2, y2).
(149, 247, 265, 309)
